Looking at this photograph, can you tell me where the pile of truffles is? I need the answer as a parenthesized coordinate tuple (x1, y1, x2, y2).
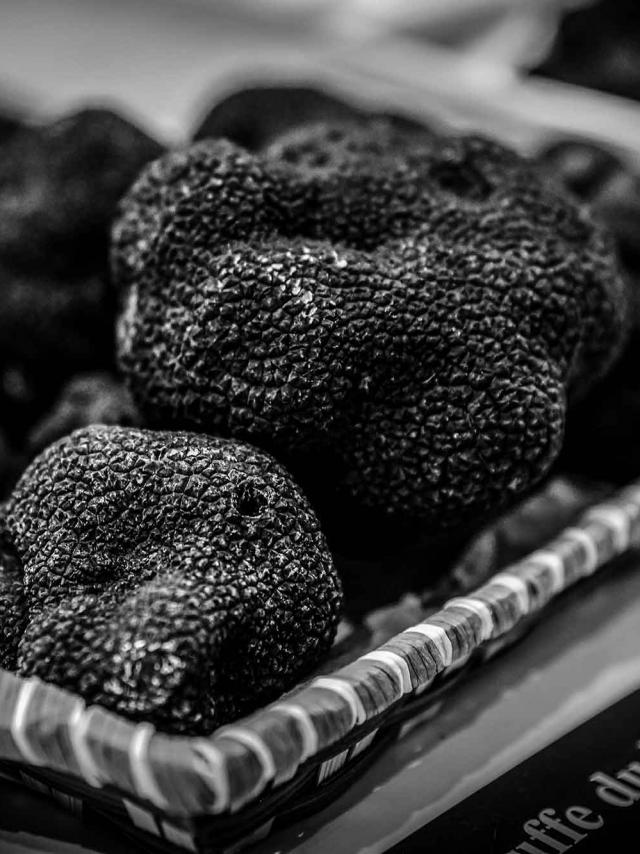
(0, 88, 633, 733)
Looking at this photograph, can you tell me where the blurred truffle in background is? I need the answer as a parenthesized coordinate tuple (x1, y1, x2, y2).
(192, 83, 427, 148)
(0, 107, 162, 439)
(538, 140, 640, 292)
(0, 106, 22, 145)
(538, 138, 640, 483)
(113, 118, 627, 617)
(27, 372, 140, 454)
(532, 0, 640, 102)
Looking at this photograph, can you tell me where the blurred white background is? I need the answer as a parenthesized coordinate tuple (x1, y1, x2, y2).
(0, 0, 637, 158)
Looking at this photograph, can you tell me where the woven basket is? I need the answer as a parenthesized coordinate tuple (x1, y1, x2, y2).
(1, 479, 639, 852)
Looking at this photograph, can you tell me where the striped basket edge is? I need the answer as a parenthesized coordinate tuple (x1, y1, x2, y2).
(2, 480, 640, 820)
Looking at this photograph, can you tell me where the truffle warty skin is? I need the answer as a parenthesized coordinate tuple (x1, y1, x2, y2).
(113, 121, 628, 553)
(4, 425, 342, 735)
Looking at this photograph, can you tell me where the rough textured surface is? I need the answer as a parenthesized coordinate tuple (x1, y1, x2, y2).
(6, 425, 341, 734)
(538, 140, 640, 483)
(0, 108, 162, 438)
(28, 372, 140, 453)
(0, 504, 25, 670)
(193, 84, 426, 150)
(113, 122, 627, 554)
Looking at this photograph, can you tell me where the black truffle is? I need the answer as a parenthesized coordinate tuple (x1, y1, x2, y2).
(538, 139, 640, 483)
(0, 108, 163, 275)
(0, 505, 25, 670)
(193, 84, 425, 150)
(0, 108, 22, 145)
(6, 425, 342, 734)
(113, 122, 627, 556)
(538, 140, 640, 283)
(532, 0, 640, 103)
(28, 372, 140, 454)
(0, 108, 163, 436)
(0, 269, 112, 417)
(0, 427, 26, 500)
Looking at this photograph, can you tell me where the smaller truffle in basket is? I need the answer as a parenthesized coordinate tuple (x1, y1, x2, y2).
(5, 425, 342, 735)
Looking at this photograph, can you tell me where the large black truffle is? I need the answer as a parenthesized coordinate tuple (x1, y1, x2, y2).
(0, 108, 163, 436)
(6, 426, 341, 734)
(113, 122, 627, 556)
